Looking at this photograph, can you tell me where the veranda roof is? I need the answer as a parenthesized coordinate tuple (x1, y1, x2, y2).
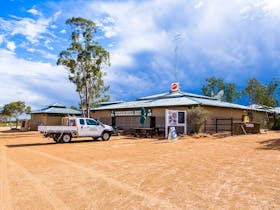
(93, 90, 253, 111)
(31, 103, 81, 115)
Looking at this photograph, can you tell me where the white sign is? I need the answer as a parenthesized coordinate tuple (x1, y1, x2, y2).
(246, 123, 254, 128)
(165, 109, 187, 138)
(114, 111, 141, 116)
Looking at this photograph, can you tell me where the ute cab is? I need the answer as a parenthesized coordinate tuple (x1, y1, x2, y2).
(64, 117, 114, 140)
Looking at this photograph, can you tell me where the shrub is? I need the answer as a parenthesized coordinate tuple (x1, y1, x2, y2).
(187, 107, 208, 133)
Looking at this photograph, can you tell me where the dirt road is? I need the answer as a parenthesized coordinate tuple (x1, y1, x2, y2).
(0, 130, 279, 209)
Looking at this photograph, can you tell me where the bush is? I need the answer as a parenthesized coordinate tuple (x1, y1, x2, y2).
(187, 107, 208, 133)
(273, 116, 280, 130)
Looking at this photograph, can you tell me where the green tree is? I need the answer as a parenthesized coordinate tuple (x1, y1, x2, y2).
(243, 78, 279, 107)
(70, 105, 78, 111)
(3, 101, 31, 128)
(57, 17, 110, 117)
(201, 77, 241, 102)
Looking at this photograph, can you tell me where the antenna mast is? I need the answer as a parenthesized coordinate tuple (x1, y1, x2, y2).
(174, 33, 181, 82)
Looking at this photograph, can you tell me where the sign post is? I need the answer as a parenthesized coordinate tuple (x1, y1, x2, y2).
(165, 109, 187, 138)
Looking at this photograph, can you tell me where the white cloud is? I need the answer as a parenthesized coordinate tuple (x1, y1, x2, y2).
(37, 49, 56, 60)
(53, 11, 61, 21)
(6, 41, 16, 51)
(96, 17, 119, 38)
(59, 29, 66, 34)
(50, 24, 57, 29)
(0, 35, 4, 44)
(11, 17, 52, 43)
(194, 1, 204, 9)
(27, 8, 41, 16)
(27, 48, 35, 53)
(0, 9, 61, 44)
(259, 0, 280, 17)
(0, 49, 78, 109)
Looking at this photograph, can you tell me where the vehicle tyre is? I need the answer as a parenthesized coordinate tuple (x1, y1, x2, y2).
(101, 132, 110, 141)
(62, 133, 72, 143)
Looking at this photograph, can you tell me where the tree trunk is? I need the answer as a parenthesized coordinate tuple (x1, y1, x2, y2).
(15, 119, 18, 129)
(85, 81, 90, 118)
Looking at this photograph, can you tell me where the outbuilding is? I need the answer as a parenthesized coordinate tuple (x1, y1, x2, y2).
(30, 103, 81, 130)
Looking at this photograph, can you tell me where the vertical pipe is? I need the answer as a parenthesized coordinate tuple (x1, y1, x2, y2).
(215, 118, 218, 133)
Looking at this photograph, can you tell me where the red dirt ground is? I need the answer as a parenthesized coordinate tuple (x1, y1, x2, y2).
(0, 129, 279, 209)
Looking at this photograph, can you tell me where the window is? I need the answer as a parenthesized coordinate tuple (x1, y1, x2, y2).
(86, 119, 98, 125)
(69, 119, 76, 126)
(80, 119, 85, 125)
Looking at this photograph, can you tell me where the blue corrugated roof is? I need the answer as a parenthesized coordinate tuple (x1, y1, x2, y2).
(193, 98, 249, 109)
(93, 90, 258, 111)
(248, 104, 276, 113)
(31, 104, 81, 115)
(137, 91, 213, 100)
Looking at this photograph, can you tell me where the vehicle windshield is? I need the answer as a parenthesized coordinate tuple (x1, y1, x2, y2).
(86, 119, 99, 126)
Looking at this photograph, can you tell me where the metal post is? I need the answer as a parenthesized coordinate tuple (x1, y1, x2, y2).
(215, 118, 218, 133)
(231, 117, 233, 135)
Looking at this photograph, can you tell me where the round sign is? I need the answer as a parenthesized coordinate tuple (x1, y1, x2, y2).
(171, 83, 179, 91)
(172, 83, 177, 90)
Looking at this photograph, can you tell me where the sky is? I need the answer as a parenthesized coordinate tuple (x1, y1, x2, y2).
(0, 0, 280, 110)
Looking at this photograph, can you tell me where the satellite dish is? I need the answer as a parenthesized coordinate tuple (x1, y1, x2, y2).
(214, 90, 224, 100)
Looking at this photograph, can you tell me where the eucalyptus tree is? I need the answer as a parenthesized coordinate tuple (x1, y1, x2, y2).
(243, 78, 279, 107)
(201, 77, 241, 103)
(57, 17, 110, 117)
(3, 101, 31, 128)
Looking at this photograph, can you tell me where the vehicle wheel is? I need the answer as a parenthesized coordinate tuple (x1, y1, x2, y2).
(62, 133, 72, 143)
(101, 132, 110, 141)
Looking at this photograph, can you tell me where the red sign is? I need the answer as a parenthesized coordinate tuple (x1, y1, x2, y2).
(171, 83, 179, 92)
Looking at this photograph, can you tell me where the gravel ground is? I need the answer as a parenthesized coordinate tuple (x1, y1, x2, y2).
(0, 130, 279, 209)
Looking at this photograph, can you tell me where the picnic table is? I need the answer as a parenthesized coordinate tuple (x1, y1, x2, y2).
(134, 127, 159, 138)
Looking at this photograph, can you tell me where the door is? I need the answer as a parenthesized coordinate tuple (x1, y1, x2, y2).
(81, 118, 103, 137)
(78, 118, 87, 136)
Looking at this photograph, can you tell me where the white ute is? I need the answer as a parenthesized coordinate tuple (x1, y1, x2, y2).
(38, 117, 114, 143)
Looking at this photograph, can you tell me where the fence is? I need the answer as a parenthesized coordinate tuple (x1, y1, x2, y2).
(204, 118, 241, 135)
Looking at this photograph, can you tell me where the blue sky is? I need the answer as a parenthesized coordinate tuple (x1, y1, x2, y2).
(0, 0, 280, 110)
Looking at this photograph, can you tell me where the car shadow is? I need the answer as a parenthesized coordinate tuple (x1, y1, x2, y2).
(257, 138, 280, 151)
(6, 139, 100, 148)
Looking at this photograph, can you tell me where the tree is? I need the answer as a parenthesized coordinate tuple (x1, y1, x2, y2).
(243, 78, 279, 107)
(70, 105, 78, 111)
(57, 17, 110, 117)
(201, 77, 241, 103)
(2, 101, 31, 128)
(187, 106, 208, 133)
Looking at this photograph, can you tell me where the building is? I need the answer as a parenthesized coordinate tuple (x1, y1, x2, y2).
(91, 84, 268, 134)
(30, 103, 81, 130)
(270, 107, 280, 115)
